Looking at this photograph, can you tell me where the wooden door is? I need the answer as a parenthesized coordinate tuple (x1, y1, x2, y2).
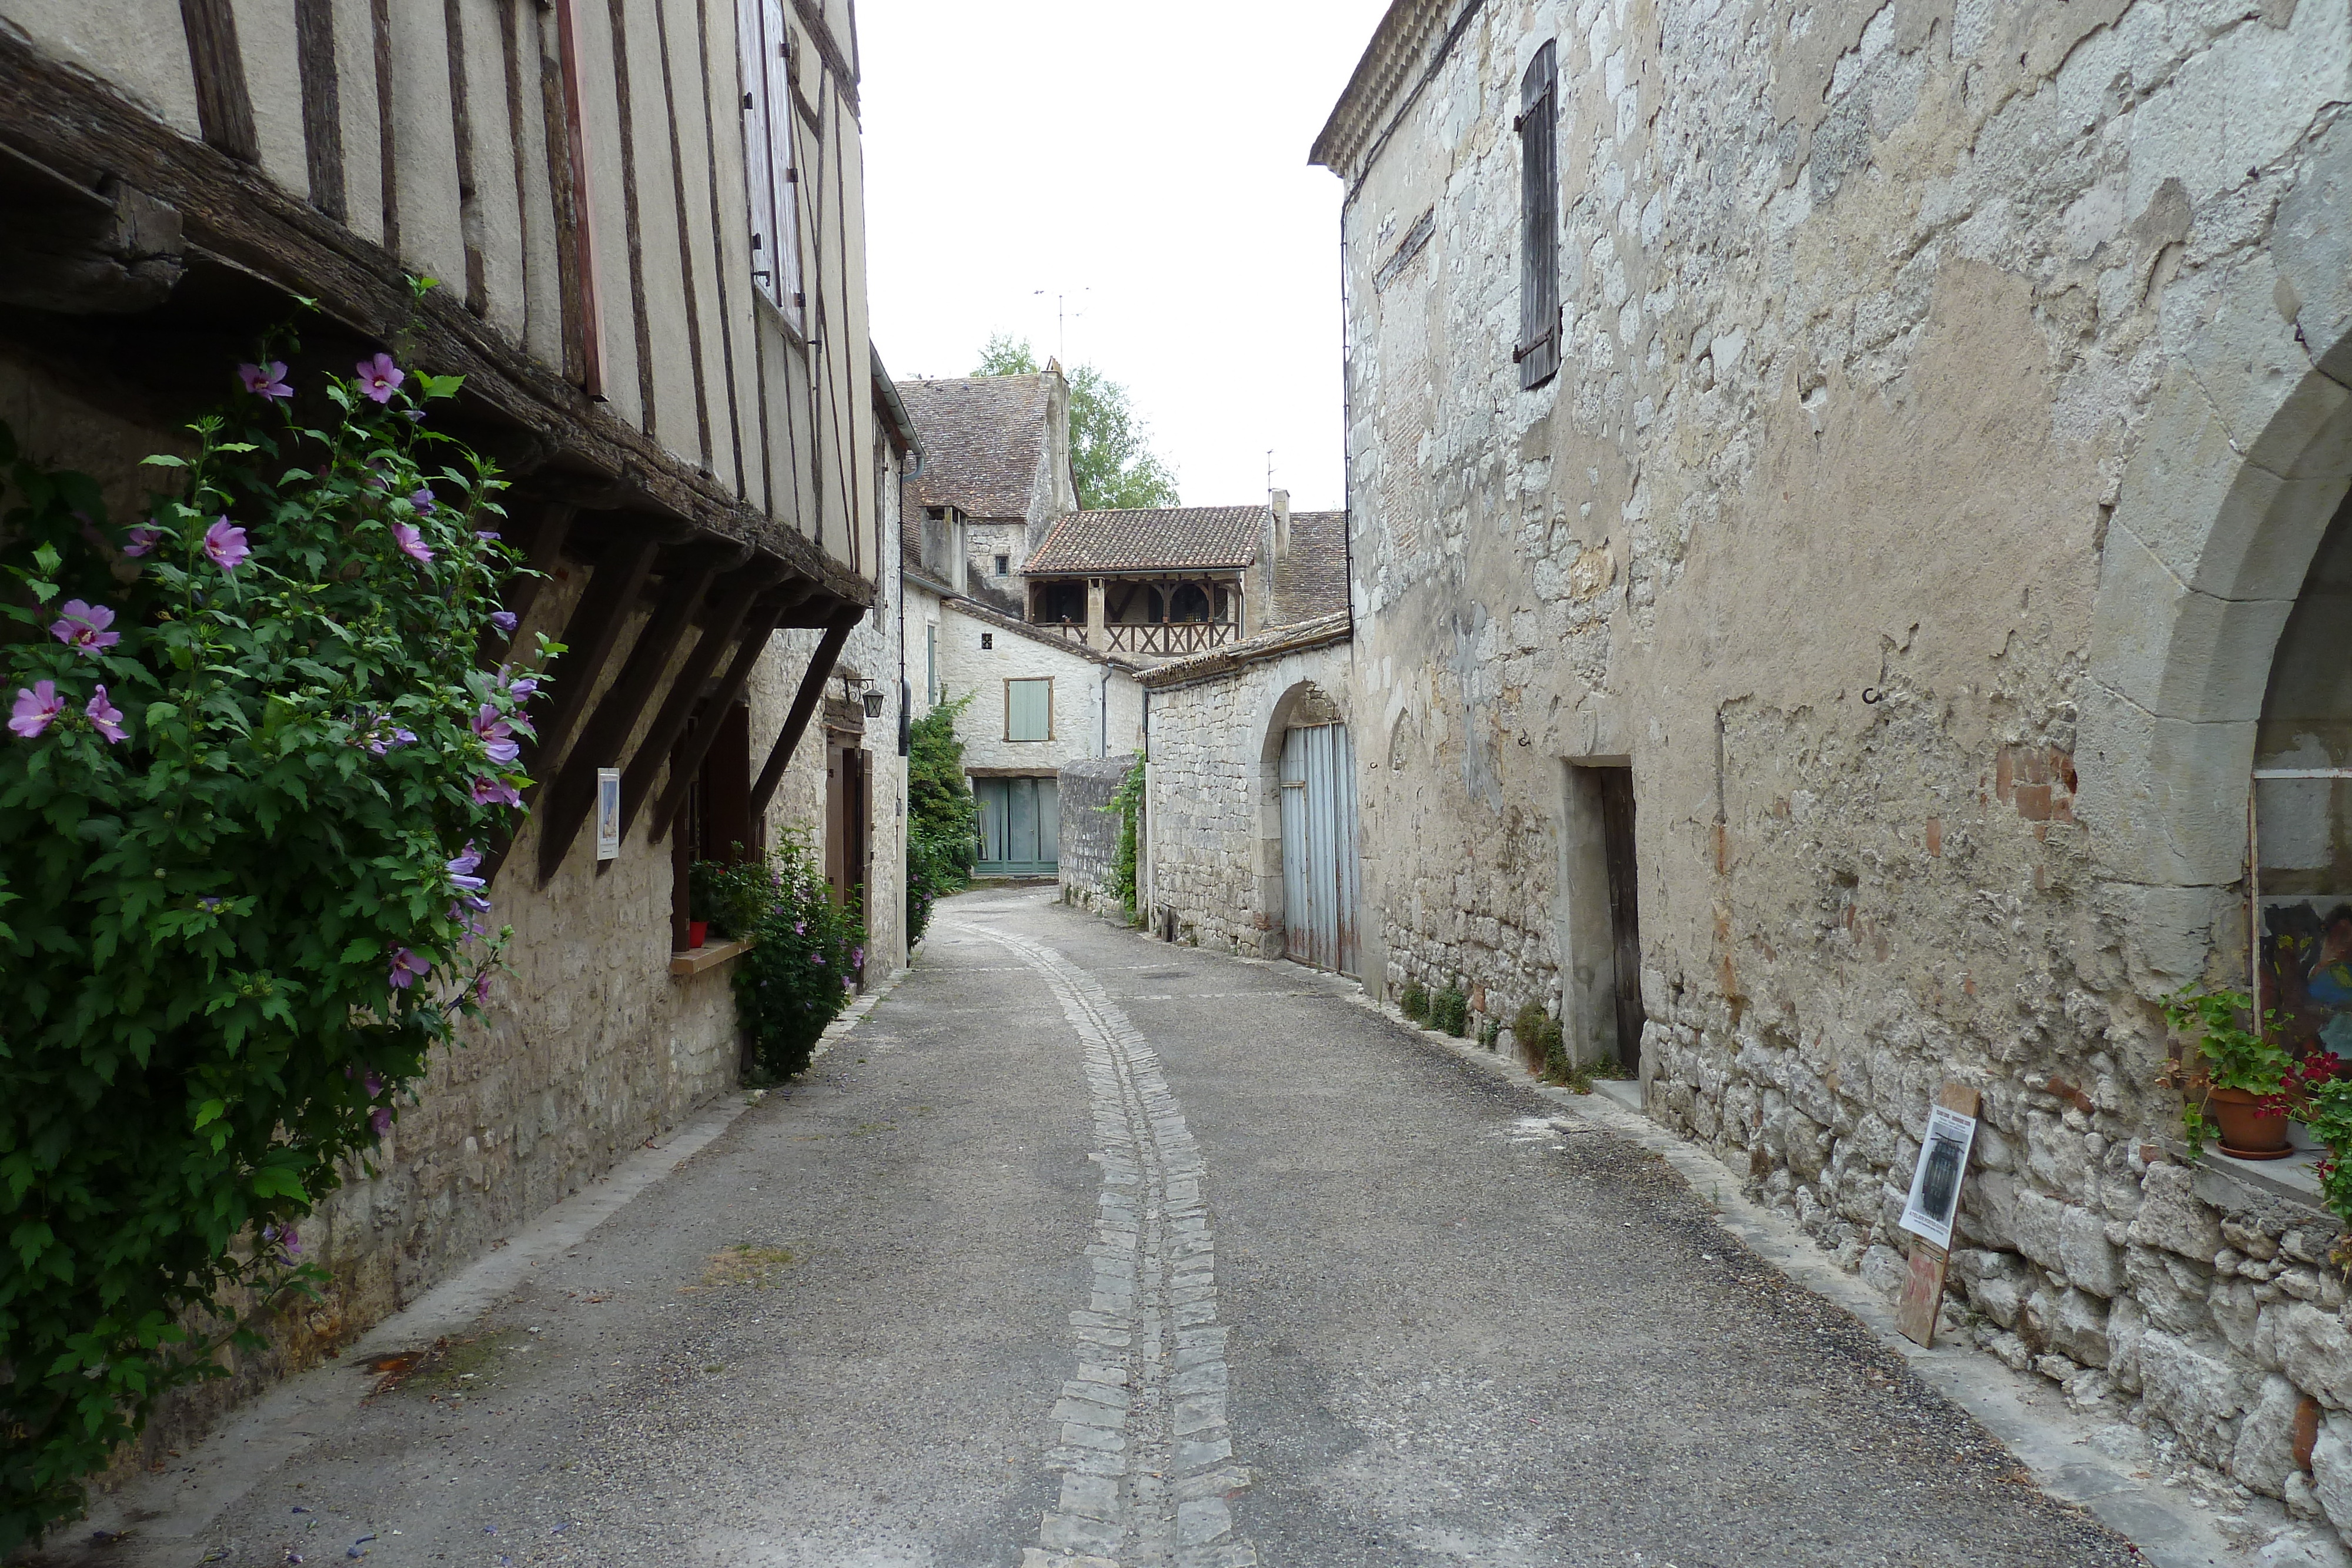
(1281, 723, 1360, 975)
(1598, 767, 1644, 1069)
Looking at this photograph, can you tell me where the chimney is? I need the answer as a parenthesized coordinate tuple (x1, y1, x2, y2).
(1269, 487, 1292, 557)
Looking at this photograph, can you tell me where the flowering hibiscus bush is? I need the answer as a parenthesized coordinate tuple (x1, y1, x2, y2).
(697, 832, 863, 1082)
(0, 325, 544, 1549)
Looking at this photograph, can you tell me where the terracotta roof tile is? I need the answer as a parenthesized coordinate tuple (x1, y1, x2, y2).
(1025, 506, 1267, 576)
(898, 376, 1054, 521)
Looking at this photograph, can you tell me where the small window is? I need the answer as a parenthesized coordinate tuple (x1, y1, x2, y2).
(1006, 677, 1052, 742)
(980, 631, 993, 649)
(994, 554, 1010, 576)
(1515, 39, 1560, 389)
(925, 623, 938, 705)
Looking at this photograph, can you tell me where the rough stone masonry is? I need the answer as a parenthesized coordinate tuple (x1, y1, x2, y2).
(1306, 0, 2352, 1543)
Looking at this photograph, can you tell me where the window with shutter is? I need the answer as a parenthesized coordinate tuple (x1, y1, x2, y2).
(734, 0, 806, 332)
(1515, 39, 1561, 390)
(1006, 678, 1053, 743)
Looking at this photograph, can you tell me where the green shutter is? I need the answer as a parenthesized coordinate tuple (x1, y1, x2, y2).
(1008, 679, 1050, 741)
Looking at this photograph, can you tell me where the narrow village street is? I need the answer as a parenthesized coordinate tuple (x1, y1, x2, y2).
(45, 889, 2143, 1568)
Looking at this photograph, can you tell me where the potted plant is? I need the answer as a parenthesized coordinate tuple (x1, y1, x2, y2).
(2164, 986, 2294, 1158)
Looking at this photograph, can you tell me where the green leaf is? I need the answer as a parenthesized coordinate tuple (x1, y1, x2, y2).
(139, 453, 187, 467)
(193, 1099, 226, 1129)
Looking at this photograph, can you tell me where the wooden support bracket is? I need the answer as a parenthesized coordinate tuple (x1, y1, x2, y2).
(534, 551, 728, 884)
(747, 611, 858, 820)
(649, 583, 815, 840)
(615, 563, 784, 839)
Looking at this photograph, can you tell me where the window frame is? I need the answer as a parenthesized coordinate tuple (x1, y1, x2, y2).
(1514, 39, 1561, 390)
(1004, 676, 1054, 743)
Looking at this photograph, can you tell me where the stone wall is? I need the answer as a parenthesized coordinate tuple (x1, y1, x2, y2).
(1057, 754, 1137, 920)
(1321, 0, 2352, 1536)
(1140, 627, 1354, 959)
(934, 601, 1144, 775)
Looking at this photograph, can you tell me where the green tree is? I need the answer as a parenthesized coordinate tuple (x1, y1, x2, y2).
(974, 335, 1180, 510)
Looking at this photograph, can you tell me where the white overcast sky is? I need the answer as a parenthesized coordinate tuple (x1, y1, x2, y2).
(859, 1, 1394, 513)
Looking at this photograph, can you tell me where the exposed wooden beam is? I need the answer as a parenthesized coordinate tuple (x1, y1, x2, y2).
(179, 0, 259, 162)
(552, 0, 603, 396)
(482, 499, 576, 664)
(0, 27, 872, 608)
(747, 610, 857, 820)
(0, 172, 183, 313)
(603, 0, 656, 424)
(650, 586, 810, 839)
(616, 566, 784, 838)
(442, 0, 487, 313)
(536, 551, 730, 884)
(293, 0, 345, 219)
(652, 0, 714, 474)
(521, 533, 659, 783)
(369, 0, 397, 252)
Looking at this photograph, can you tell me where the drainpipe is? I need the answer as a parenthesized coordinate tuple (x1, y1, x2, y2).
(1099, 666, 1110, 758)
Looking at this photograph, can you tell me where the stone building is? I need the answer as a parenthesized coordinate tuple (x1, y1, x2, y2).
(0, 0, 896, 1470)
(1305, 0, 2352, 1533)
(897, 371, 1144, 874)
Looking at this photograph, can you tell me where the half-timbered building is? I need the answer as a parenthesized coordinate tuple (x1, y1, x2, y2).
(0, 0, 896, 1455)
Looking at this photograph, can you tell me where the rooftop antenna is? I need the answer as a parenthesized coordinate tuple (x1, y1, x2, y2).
(1031, 287, 1091, 363)
(1267, 449, 1276, 494)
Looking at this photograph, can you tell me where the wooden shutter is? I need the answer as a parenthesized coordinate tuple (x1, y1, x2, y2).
(1007, 679, 1051, 742)
(735, 0, 803, 328)
(1515, 40, 1560, 389)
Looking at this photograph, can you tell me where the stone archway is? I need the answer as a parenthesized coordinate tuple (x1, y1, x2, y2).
(2079, 167, 2352, 983)
(1258, 681, 1357, 974)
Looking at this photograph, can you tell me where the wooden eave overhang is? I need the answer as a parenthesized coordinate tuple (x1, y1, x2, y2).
(0, 32, 871, 615)
(1309, 0, 1485, 193)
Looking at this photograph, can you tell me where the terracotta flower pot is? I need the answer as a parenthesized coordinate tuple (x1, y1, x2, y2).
(2207, 1085, 2293, 1159)
(687, 920, 709, 950)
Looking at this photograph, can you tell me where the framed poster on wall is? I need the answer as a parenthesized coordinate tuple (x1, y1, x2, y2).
(596, 768, 622, 861)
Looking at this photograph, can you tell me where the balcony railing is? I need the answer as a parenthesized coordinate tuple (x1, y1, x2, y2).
(1104, 621, 1241, 657)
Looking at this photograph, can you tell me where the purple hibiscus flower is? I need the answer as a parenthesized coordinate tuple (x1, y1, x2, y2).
(364, 1071, 385, 1096)
(10, 681, 64, 739)
(447, 844, 490, 912)
(121, 523, 164, 557)
(203, 517, 250, 573)
(387, 947, 430, 991)
(408, 487, 436, 513)
(86, 686, 128, 744)
(489, 610, 519, 636)
(364, 717, 418, 755)
(49, 600, 120, 658)
(371, 1106, 393, 1136)
(391, 522, 434, 565)
(238, 361, 293, 400)
(472, 705, 519, 765)
(358, 353, 405, 404)
(473, 972, 493, 1005)
(470, 775, 523, 808)
(475, 530, 502, 542)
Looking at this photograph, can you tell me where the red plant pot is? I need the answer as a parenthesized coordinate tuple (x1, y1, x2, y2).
(2208, 1086, 2293, 1159)
(687, 920, 709, 950)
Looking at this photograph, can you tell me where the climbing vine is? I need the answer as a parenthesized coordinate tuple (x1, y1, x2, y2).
(0, 316, 542, 1549)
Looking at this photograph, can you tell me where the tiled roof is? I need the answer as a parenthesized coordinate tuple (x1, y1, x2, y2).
(898, 376, 1054, 521)
(1271, 511, 1349, 624)
(1025, 506, 1267, 576)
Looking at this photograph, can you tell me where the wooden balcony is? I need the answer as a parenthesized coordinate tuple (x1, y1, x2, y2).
(1104, 620, 1242, 657)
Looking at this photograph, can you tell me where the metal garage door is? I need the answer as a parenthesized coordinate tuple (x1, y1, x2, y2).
(1279, 723, 1359, 975)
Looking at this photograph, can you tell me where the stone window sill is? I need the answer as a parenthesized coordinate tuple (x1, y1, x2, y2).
(670, 937, 753, 977)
